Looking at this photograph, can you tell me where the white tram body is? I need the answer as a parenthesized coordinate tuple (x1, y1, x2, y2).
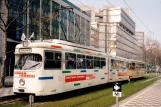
(13, 39, 108, 96)
(109, 56, 129, 82)
(13, 39, 146, 96)
(128, 59, 146, 79)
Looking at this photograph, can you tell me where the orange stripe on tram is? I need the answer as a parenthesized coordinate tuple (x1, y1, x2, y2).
(51, 45, 62, 49)
(109, 78, 113, 80)
(85, 51, 91, 54)
(104, 72, 108, 75)
(129, 76, 132, 78)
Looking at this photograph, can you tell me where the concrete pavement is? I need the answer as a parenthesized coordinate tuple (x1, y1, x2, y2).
(0, 87, 14, 99)
(112, 79, 161, 107)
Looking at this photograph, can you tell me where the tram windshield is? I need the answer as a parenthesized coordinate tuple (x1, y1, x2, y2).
(15, 54, 42, 70)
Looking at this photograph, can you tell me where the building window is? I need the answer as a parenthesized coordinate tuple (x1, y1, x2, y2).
(30, 0, 40, 39)
(52, 1, 59, 39)
(68, 10, 74, 41)
(60, 6, 67, 40)
(42, 0, 50, 39)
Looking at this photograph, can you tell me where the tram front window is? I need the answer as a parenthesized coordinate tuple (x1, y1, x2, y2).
(15, 54, 42, 70)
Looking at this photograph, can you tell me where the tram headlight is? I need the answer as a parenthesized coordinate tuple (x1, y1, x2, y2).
(19, 79, 25, 86)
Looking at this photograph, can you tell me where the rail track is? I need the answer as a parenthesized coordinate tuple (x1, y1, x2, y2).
(0, 95, 28, 106)
(0, 76, 159, 107)
(68, 92, 111, 107)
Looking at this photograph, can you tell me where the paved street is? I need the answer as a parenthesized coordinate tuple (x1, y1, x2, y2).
(112, 79, 161, 107)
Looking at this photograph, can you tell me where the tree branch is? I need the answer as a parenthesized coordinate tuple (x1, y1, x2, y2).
(16, 0, 26, 14)
(12, 25, 26, 31)
(0, 25, 5, 32)
(0, 12, 6, 26)
(6, 0, 34, 29)
(0, 23, 4, 27)
(4, 0, 8, 8)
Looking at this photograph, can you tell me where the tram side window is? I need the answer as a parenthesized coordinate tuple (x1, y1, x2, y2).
(94, 57, 100, 69)
(77, 54, 86, 69)
(44, 51, 62, 69)
(136, 64, 141, 70)
(129, 63, 135, 69)
(111, 59, 124, 69)
(142, 64, 146, 68)
(86, 56, 93, 69)
(117, 61, 124, 69)
(111, 59, 116, 69)
(126, 62, 128, 69)
(101, 58, 106, 69)
(65, 53, 76, 69)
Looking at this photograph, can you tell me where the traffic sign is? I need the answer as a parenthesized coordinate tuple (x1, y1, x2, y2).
(113, 82, 121, 92)
(113, 82, 122, 97)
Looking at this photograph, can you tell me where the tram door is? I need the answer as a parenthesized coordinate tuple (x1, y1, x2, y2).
(128, 62, 136, 78)
(109, 58, 117, 82)
(44, 51, 63, 94)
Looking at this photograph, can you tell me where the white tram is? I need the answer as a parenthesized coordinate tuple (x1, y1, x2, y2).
(109, 56, 129, 82)
(13, 39, 146, 96)
(128, 59, 146, 79)
(13, 39, 108, 96)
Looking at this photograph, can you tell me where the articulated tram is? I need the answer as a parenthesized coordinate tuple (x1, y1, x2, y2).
(128, 59, 146, 79)
(13, 39, 146, 96)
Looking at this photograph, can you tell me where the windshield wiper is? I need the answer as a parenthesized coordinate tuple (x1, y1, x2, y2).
(28, 63, 40, 70)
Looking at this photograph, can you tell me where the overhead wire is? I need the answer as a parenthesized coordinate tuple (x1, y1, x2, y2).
(105, 0, 143, 56)
(122, 0, 157, 40)
(106, 0, 159, 44)
(73, 0, 157, 40)
(75, 0, 97, 14)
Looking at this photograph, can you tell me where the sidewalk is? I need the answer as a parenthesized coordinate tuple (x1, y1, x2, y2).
(112, 79, 161, 107)
(0, 87, 14, 99)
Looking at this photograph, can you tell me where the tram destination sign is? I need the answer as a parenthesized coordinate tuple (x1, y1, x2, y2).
(113, 82, 122, 97)
(19, 48, 32, 53)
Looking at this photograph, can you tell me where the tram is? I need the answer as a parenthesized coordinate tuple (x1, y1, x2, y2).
(13, 38, 146, 96)
(128, 59, 146, 79)
(13, 39, 108, 96)
(108, 56, 129, 82)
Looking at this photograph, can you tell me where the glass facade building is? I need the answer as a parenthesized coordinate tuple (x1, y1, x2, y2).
(2, 0, 91, 76)
(8, 0, 91, 45)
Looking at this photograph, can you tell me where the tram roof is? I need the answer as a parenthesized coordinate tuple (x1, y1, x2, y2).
(43, 39, 104, 52)
(128, 59, 145, 63)
(16, 39, 107, 55)
(109, 55, 128, 61)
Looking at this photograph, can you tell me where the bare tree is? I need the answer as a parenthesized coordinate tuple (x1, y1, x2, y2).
(144, 37, 161, 72)
(0, 0, 9, 86)
(0, 0, 33, 86)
